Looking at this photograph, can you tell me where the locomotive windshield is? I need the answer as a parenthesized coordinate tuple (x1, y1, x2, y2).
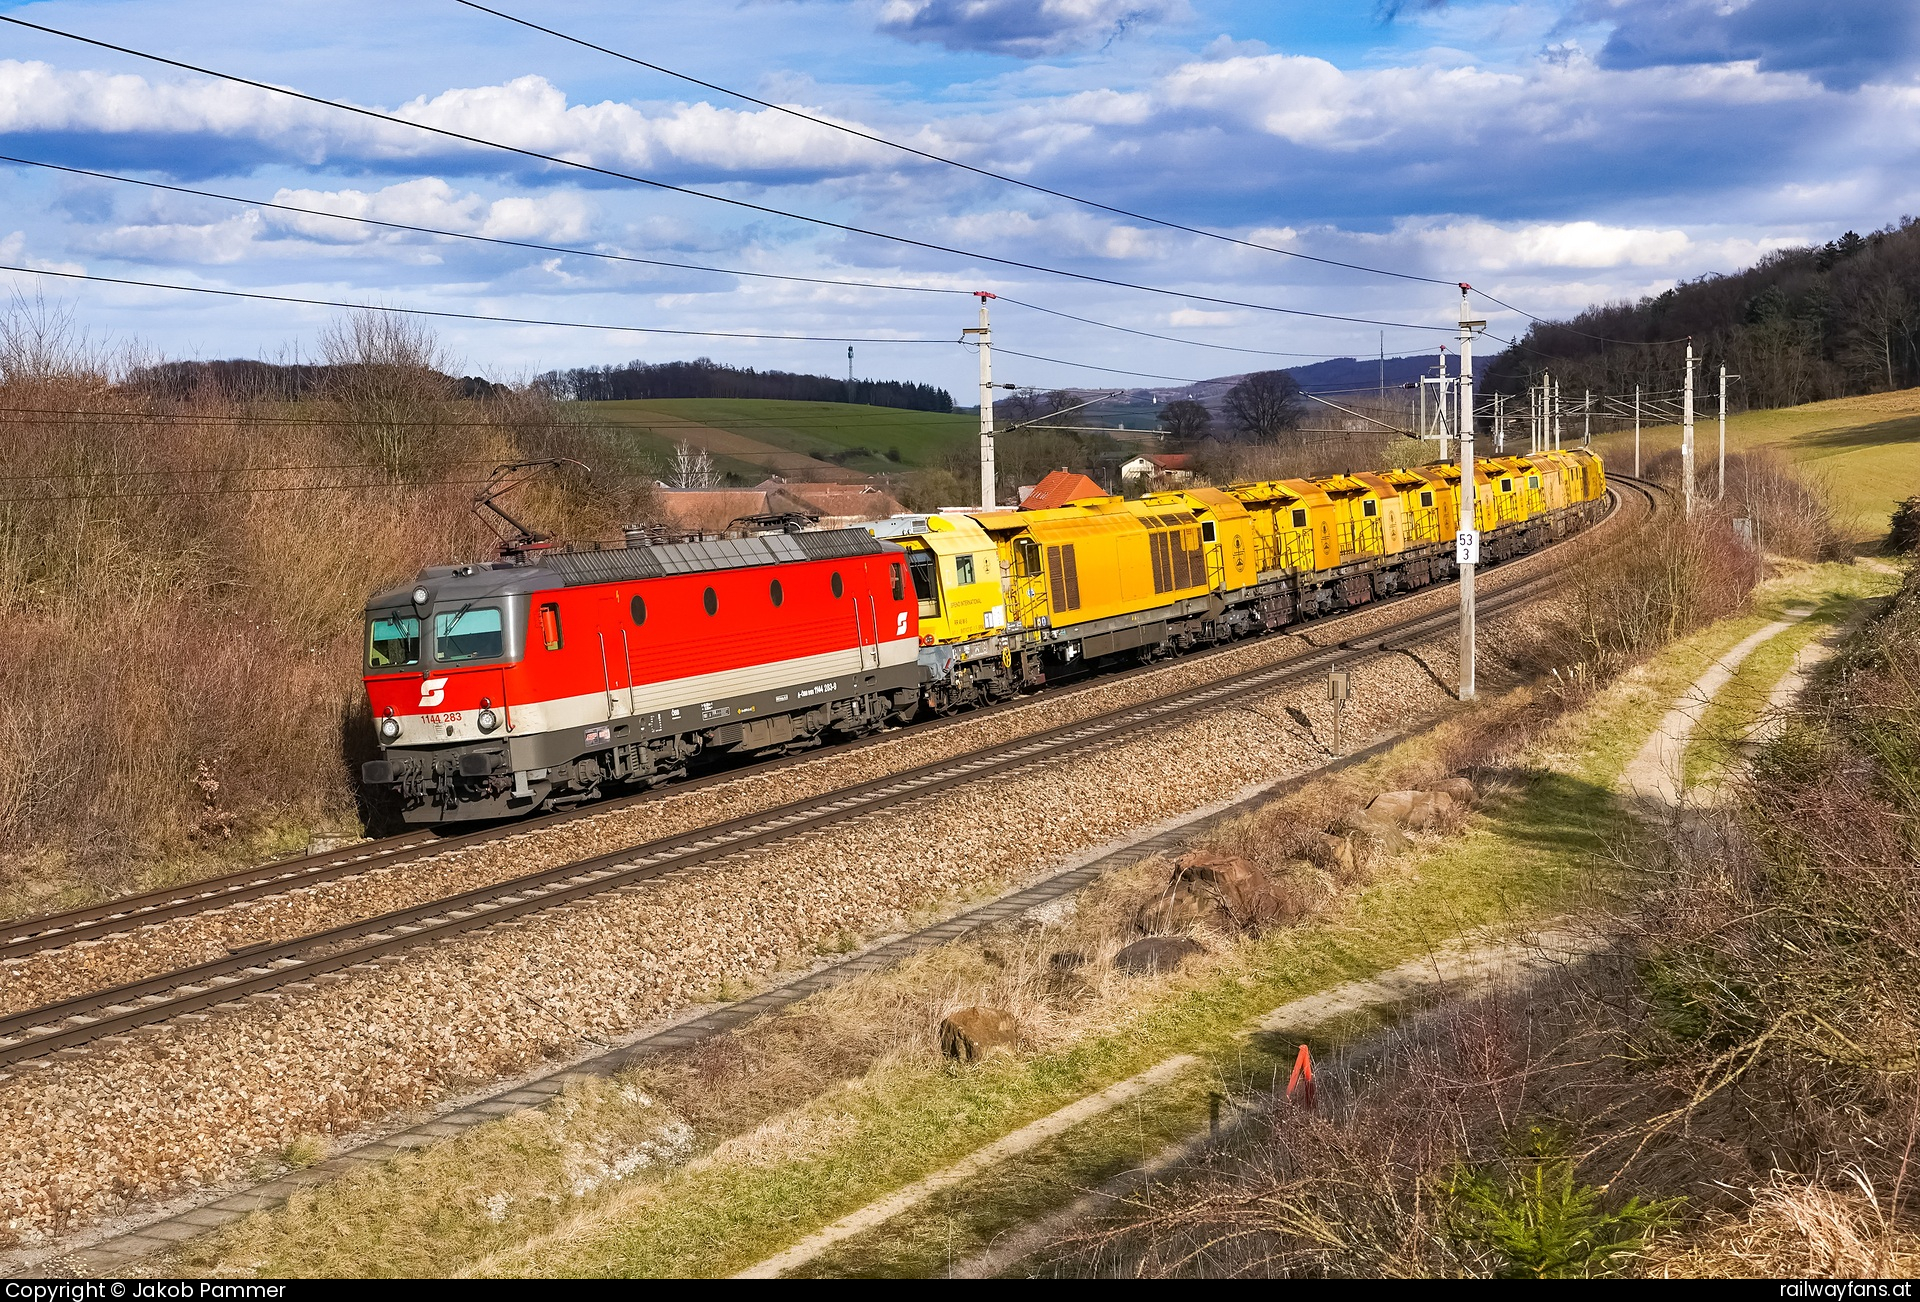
(434, 604, 505, 663)
(907, 549, 937, 601)
(367, 614, 420, 669)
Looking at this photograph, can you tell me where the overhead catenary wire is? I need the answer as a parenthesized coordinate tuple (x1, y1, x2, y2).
(455, 0, 1458, 290)
(0, 154, 972, 300)
(0, 154, 1424, 367)
(0, 263, 953, 344)
(0, 16, 1457, 335)
(465, 0, 1688, 346)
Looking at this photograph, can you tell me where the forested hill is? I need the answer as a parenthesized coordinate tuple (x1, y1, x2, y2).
(1485, 217, 1920, 410)
(541, 357, 954, 412)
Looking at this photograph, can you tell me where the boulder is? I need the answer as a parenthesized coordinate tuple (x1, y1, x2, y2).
(940, 1006, 1019, 1061)
(1427, 776, 1476, 807)
(1366, 790, 1423, 826)
(1346, 812, 1409, 856)
(1408, 790, 1457, 831)
(1114, 936, 1205, 975)
(1369, 788, 1461, 832)
(1136, 850, 1283, 933)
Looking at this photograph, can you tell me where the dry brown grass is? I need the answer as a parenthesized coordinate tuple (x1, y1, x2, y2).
(1045, 563, 1920, 1279)
(0, 301, 656, 911)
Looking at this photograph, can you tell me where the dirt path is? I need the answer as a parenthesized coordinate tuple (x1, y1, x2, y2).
(1619, 611, 1812, 808)
(727, 925, 1603, 1279)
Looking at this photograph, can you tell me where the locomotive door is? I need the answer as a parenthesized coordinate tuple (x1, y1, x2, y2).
(595, 591, 634, 718)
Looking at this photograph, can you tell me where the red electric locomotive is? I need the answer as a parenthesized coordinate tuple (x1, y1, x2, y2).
(359, 528, 921, 824)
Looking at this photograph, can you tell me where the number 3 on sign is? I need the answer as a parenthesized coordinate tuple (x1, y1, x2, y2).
(1455, 529, 1480, 566)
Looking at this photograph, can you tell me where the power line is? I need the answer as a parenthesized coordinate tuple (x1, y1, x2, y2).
(0, 16, 1454, 335)
(0, 155, 1422, 364)
(983, 346, 1200, 385)
(0, 263, 951, 344)
(457, 0, 1455, 290)
(0, 154, 969, 301)
(995, 297, 1429, 360)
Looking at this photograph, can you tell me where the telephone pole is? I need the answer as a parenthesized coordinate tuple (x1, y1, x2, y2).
(1457, 285, 1486, 702)
(1583, 389, 1591, 445)
(962, 292, 997, 509)
(1682, 342, 1696, 517)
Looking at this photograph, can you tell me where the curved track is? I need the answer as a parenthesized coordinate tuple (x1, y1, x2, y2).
(0, 478, 1660, 1070)
(0, 482, 1657, 1058)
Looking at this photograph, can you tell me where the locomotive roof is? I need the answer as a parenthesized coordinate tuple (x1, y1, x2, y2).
(366, 527, 899, 613)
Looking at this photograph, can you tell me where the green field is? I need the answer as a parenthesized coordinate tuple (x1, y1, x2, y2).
(1586, 386, 1920, 537)
(581, 399, 978, 481)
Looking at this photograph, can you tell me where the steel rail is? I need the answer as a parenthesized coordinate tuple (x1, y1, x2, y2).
(2, 480, 1650, 967)
(0, 492, 1650, 1069)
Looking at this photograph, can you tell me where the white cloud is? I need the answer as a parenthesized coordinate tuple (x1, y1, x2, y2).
(267, 178, 593, 244)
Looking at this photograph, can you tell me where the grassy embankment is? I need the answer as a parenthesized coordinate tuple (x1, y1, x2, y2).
(166, 561, 1893, 1279)
(1586, 385, 1920, 539)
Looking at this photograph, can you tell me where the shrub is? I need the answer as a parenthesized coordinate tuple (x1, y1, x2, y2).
(1446, 1126, 1680, 1278)
(1890, 496, 1920, 554)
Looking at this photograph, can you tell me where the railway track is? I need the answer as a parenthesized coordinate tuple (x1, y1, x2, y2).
(0, 480, 1657, 1070)
(2, 482, 1650, 966)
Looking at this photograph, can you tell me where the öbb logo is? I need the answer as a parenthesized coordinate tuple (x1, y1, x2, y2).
(419, 677, 449, 707)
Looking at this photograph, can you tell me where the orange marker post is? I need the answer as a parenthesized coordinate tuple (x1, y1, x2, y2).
(1286, 1043, 1315, 1111)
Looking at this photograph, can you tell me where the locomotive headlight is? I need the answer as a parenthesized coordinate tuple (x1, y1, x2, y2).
(379, 716, 402, 741)
(477, 708, 499, 734)
(411, 586, 429, 606)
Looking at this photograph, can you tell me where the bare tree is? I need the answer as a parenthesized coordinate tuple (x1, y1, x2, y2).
(319, 311, 460, 475)
(1157, 398, 1211, 439)
(1222, 370, 1304, 443)
(671, 440, 718, 489)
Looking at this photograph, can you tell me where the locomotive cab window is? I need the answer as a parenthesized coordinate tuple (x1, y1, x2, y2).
(907, 550, 937, 601)
(831, 571, 844, 598)
(1528, 475, 1540, 490)
(1419, 491, 1434, 509)
(433, 604, 504, 663)
(954, 553, 977, 585)
(538, 603, 562, 652)
(1016, 538, 1042, 578)
(367, 614, 420, 669)
(891, 562, 904, 601)
(1289, 508, 1308, 529)
(1501, 478, 1513, 493)
(1200, 520, 1217, 543)
(1362, 499, 1377, 518)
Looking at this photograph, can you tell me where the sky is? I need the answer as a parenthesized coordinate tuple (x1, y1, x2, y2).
(1, 0, 1917, 398)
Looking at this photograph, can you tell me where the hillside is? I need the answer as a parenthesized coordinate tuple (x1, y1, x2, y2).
(1585, 385, 1920, 537)
(586, 398, 978, 482)
(1486, 217, 1920, 411)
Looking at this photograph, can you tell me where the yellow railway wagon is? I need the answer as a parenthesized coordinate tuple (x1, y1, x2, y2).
(1381, 468, 1445, 545)
(866, 451, 1609, 715)
(972, 495, 1215, 663)
(1228, 478, 1338, 574)
(1131, 486, 1259, 598)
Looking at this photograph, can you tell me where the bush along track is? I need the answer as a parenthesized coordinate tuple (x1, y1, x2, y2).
(1008, 562, 1915, 1281)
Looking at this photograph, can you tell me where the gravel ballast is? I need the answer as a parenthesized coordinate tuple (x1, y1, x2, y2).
(0, 619, 1508, 1244)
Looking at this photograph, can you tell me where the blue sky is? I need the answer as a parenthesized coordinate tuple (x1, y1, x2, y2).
(1, 0, 1916, 397)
